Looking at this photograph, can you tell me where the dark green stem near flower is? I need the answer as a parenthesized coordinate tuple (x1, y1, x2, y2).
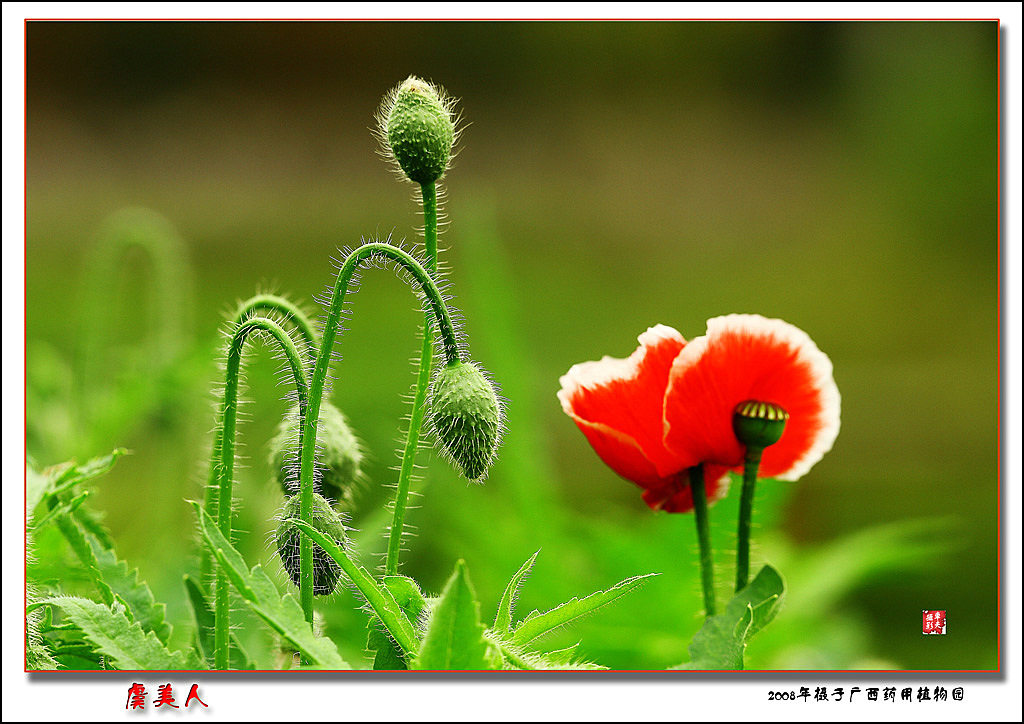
(387, 181, 438, 576)
(297, 241, 460, 624)
(735, 446, 762, 593)
(689, 464, 717, 617)
(210, 315, 309, 670)
(731, 399, 788, 593)
(200, 295, 319, 584)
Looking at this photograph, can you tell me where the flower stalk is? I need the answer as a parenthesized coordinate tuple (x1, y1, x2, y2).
(200, 295, 319, 583)
(387, 179, 438, 576)
(296, 241, 461, 623)
(732, 399, 789, 592)
(209, 315, 310, 669)
(688, 464, 717, 617)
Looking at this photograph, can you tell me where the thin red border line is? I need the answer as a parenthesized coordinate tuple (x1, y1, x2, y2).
(19, 15, 1003, 675)
(20, 17, 1005, 21)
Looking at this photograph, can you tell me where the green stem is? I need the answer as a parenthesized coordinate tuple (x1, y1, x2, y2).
(297, 241, 459, 624)
(735, 446, 763, 593)
(200, 295, 320, 583)
(689, 464, 716, 617)
(210, 316, 309, 670)
(386, 181, 438, 576)
(287, 518, 419, 655)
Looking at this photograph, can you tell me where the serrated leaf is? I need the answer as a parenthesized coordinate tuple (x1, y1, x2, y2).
(494, 550, 539, 634)
(284, 517, 418, 655)
(183, 575, 255, 670)
(512, 573, 659, 645)
(192, 503, 348, 669)
(412, 560, 496, 670)
(487, 634, 606, 670)
(71, 504, 116, 551)
(88, 536, 172, 644)
(684, 564, 785, 670)
(52, 508, 115, 607)
(42, 596, 201, 670)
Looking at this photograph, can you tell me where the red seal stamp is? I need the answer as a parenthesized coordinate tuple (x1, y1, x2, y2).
(922, 610, 946, 634)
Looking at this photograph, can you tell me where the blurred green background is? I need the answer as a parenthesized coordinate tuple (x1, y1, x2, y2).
(26, 21, 998, 670)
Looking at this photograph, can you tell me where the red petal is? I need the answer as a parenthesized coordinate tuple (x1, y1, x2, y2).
(558, 325, 687, 482)
(663, 315, 841, 480)
(641, 465, 732, 513)
(567, 417, 674, 489)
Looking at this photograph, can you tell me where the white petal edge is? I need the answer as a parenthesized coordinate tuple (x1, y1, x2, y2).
(556, 324, 685, 415)
(666, 314, 841, 482)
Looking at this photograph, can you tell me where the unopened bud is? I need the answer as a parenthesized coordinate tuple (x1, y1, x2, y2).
(269, 401, 363, 506)
(381, 76, 455, 185)
(275, 492, 347, 596)
(429, 361, 501, 481)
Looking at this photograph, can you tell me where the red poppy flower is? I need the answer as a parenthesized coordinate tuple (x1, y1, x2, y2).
(557, 315, 840, 513)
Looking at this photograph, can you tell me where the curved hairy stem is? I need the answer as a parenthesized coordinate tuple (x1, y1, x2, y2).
(200, 294, 320, 582)
(210, 316, 309, 670)
(387, 180, 439, 575)
(297, 241, 459, 623)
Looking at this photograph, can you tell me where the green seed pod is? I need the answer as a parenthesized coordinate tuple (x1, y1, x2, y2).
(732, 400, 789, 450)
(429, 361, 502, 481)
(275, 492, 346, 596)
(380, 76, 456, 185)
(269, 401, 363, 506)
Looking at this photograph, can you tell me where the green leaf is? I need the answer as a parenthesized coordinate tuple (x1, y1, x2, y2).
(683, 564, 785, 670)
(52, 508, 115, 607)
(512, 573, 659, 645)
(44, 490, 172, 645)
(283, 516, 419, 655)
(368, 576, 427, 670)
(183, 575, 214, 664)
(412, 560, 497, 670)
(29, 450, 124, 551)
(34, 450, 127, 512)
(487, 634, 606, 671)
(89, 537, 172, 644)
(42, 596, 201, 670)
(30, 491, 90, 531)
(26, 611, 60, 670)
(192, 503, 349, 669)
(494, 550, 539, 634)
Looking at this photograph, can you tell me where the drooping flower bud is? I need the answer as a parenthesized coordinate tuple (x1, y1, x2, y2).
(429, 361, 501, 481)
(380, 76, 456, 185)
(269, 401, 363, 506)
(275, 492, 347, 596)
(732, 400, 789, 450)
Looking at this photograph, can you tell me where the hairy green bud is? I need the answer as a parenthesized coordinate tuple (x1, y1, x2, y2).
(275, 492, 346, 596)
(380, 76, 456, 185)
(269, 401, 363, 506)
(429, 361, 501, 481)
